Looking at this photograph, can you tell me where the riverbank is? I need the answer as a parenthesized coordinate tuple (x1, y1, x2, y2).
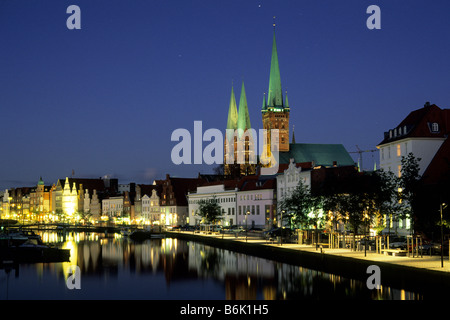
(166, 230, 450, 298)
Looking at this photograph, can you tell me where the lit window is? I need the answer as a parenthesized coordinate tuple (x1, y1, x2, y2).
(397, 144, 401, 157)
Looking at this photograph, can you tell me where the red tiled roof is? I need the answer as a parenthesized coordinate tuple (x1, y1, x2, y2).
(421, 138, 450, 186)
(378, 104, 450, 145)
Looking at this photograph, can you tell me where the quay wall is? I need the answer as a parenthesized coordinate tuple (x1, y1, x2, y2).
(165, 231, 450, 298)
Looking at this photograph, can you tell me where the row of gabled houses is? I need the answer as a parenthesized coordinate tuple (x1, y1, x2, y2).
(1, 103, 449, 237)
(1, 160, 358, 231)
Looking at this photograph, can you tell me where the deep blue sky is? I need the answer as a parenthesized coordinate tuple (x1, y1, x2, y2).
(2, 0, 450, 190)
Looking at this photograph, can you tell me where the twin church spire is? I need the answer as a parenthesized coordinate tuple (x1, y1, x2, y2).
(226, 81, 251, 141)
(225, 24, 291, 176)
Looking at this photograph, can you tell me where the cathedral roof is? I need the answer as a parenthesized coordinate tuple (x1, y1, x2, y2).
(278, 143, 356, 167)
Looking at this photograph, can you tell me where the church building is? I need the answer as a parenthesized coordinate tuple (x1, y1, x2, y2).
(224, 24, 355, 176)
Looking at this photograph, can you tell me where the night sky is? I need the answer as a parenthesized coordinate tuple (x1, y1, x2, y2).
(2, 0, 450, 190)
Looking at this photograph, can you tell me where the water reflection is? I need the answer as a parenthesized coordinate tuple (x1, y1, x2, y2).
(0, 231, 422, 300)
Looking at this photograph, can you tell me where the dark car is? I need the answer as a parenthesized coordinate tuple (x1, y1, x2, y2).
(265, 227, 295, 241)
(389, 236, 407, 249)
(248, 227, 263, 233)
(431, 241, 450, 256)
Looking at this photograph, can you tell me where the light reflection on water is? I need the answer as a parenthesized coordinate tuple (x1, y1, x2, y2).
(0, 231, 422, 300)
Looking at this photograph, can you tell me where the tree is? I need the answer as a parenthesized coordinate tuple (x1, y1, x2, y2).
(278, 180, 312, 229)
(373, 169, 403, 235)
(279, 180, 326, 245)
(76, 210, 92, 225)
(54, 208, 67, 223)
(399, 153, 422, 234)
(323, 171, 385, 250)
(197, 196, 223, 226)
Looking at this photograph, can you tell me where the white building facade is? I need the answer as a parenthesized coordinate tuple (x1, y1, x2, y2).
(187, 184, 237, 227)
(236, 187, 275, 229)
(102, 196, 124, 218)
(276, 159, 311, 206)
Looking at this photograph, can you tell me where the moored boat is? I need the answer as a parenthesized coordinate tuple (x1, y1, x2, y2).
(0, 229, 70, 263)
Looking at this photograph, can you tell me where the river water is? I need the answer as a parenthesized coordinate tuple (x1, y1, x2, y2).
(0, 231, 423, 300)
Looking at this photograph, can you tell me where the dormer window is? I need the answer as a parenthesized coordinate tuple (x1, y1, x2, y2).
(431, 122, 439, 133)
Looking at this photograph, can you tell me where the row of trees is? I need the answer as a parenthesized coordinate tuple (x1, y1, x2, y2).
(194, 153, 448, 243)
(278, 153, 423, 244)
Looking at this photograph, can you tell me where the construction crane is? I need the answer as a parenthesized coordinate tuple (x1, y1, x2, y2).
(349, 145, 378, 171)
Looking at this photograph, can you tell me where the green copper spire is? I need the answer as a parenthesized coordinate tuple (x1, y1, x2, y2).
(226, 85, 238, 142)
(262, 93, 267, 111)
(267, 29, 283, 108)
(285, 91, 289, 108)
(237, 81, 251, 138)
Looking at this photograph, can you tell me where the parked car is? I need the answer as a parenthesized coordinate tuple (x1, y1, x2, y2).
(248, 227, 263, 233)
(222, 226, 245, 234)
(431, 241, 450, 256)
(389, 236, 407, 250)
(357, 237, 376, 247)
(418, 242, 434, 255)
(264, 227, 295, 241)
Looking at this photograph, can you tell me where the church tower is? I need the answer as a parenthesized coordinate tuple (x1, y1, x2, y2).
(224, 85, 239, 177)
(262, 25, 290, 155)
(224, 81, 256, 177)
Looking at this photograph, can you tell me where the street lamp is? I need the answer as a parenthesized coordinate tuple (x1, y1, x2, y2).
(246, 210, 250, 242)
(281, 210, 285, 246)
(440, 202, 447, 268)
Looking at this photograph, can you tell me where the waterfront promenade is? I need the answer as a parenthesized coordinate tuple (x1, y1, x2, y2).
(167, 230, 450, 273)
(166, 230, 450, 297)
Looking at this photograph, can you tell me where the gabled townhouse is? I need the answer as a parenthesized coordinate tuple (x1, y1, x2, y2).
(154, 174, 204, 227)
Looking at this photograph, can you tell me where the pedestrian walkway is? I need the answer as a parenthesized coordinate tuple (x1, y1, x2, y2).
(170, 231, 450, 273)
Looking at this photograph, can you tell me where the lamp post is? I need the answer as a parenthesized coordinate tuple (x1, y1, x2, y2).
(440, 202, 447, 268)
(246, 210, 250, 242)
(281, 210, 285, 246)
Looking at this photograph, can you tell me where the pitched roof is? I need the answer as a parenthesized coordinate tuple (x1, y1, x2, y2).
(238, 175, 276, 191)
(154, 175, 205, 206)
(278, 143, 355, 167)
(421, 137, 450, 186)
(58, 178, 105, 194)
(137, 184, 162, 197)
(378, 104, 450, 145)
